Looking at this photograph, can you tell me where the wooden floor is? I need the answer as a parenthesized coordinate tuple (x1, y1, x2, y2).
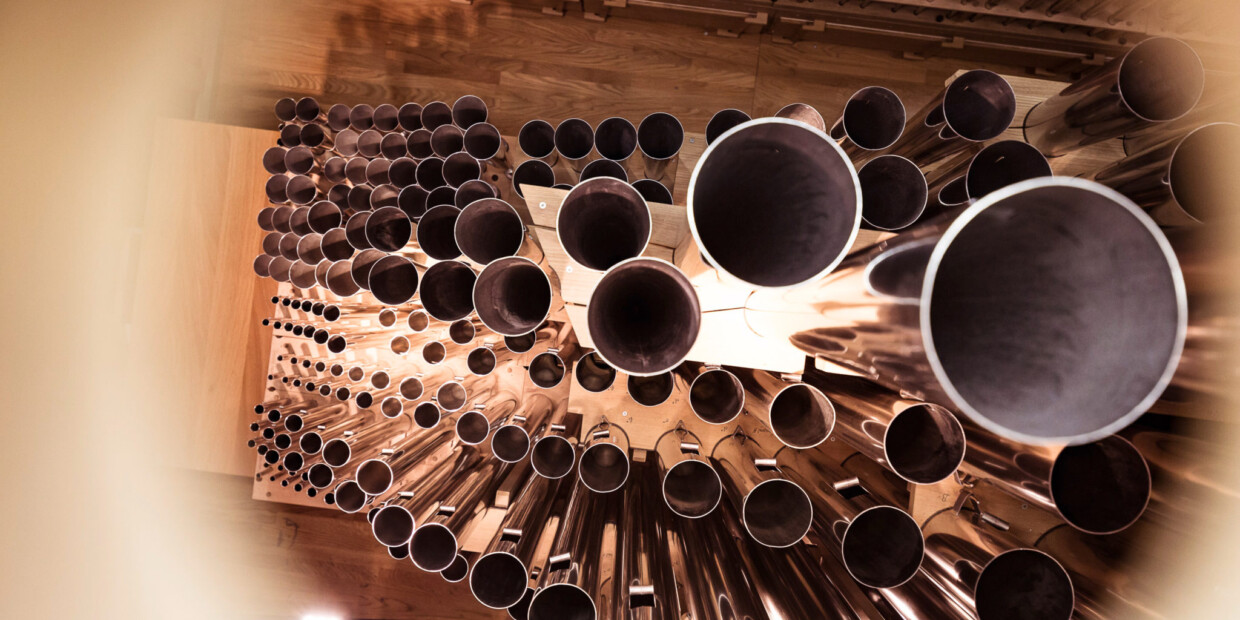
(206, 0, 1027, 136)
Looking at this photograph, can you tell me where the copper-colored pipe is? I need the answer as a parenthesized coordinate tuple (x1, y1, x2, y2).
(349, 104, 375, 131)
(531, 421, 578, 480)
(274, 97, 297, 123)
(417, 205, 462, 260)
(857, 155, 928, 232)
(733, 370, 835, 449)
(710, 430, 812, 548)
(326, 104, 351, 132)
(629, 179, 671, 205)
(443, 151, 481, 188)
(579, 158, 627, 183)
(573, 352, 614, 393)
(397, 102, 423, 132)
(554, 118, 594, 173)
(775, 102, 826, 132)
(463, 122, 508, 163)
(491, 393, 557, 463)
(410, 459, 507, 572)
(675, 363, 744, 425)
(829, 86, 906, 157)
(389, 157, 417, 188)
(398, 185, 429, 219)
(652, 429, 721, 518)
(578, 422, 630, 494)
(665, 490, 764, 618)
(612, 458, 680, 618)
(887, 70, 1015, 166)
(518, 120, 559, 164)
(299, 124, 333, 150)
(625, 372, 673, 407)
(431, 124, 464, 158)
(357, 129, 383, 158)
(636, 112, 683, 181)
(420, 101, 453, 131)
(588, 258, 697, 376)
(407, 128, 434, 159)
(372, 103, 399, 132)
(527, 477, 620, 620)
(472, 257, 554, 338)
(470, 474, 571, 609)
(704, 108, 750, 145)
(454, 178, 498, 210)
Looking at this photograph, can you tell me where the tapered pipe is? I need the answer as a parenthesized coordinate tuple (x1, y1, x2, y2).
(518, 119, 559, 164)
(629, 179, 671, 205)
(554, 118, 594, 172)
(888, 70, 1016, 166)
(579, 158, 627, 183)
(1025, 38, 1204, 156)
(636, 112, 683, 181)
(512, 159, 555, 199)
(431, 124, 464, 157)
(421, 101, 452, 131)
(557, 178, 650, 271)
(398, 102, 423, 131)
(578, 424, 630, 493)
(803, 371, 966, 484)
(588, 258, 698, 376)
(653, 430, 721, 518)
(420, 260, 476, 321)
(689, 117, 860, 288)
(705, 108, 750, 145)
(921, 508, 1075, 620)
(573, 352, 614, 393)
(710, 432, 812, 548)
(368, 255, 420, 305)
(625, 372, 673, 407)
(857, 155, 928, 231)
(748, 177, 1186, 445)
(1092, 122, 1240, 227)
(774, 102, 826, 132)
(470, 475, 571, 609)
(830, 86, 906, 156)
(410, 461, 505, 572)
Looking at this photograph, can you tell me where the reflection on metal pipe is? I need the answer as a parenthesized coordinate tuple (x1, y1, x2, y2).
(888, 70, 1015, 166)
(829, 86, 906, 155)
(711, 431, 813, 548)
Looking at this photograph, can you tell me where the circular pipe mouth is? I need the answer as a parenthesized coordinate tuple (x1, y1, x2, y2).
(411, 523, 459, 572)
(307, 463, 334, 488)
(1117, 37, 1204, 122)
(399, 185, 429, 220)
(267, 257, 293, 283)
(689, 368, 744, 424)
(349, 248, 387, 291)
(1165, 122, 1240, 224)
(456, 410, 490, 444)
(380, 396, 404, 418)
(579, 159, 628, 183)
(421, 260, 477, 320)
(323, 157, 347, 183)
(372, 505, 416, 547)
(427, 185, 456, 210)
(357, 130, 384, 158)
(965, 140, 1053, 201)
(841, 506, 925, 588)
(282, 451, 304, 471)
(922, 177, 1186, 444)
(408, 129, 434, 159)
(308, 201, 343, 234)
(371, 103, 399, 131)
(769, 383, 835, 449)
(442, 554, 469, 582)
(414, 402, 442, 428)
(775, 103, 825, 132)
(364, 206, 412, 252)
(416, 205, 463, 261)
(388, 543, 410, 560)
(328, 183, 351, 208)
(368, 255, 419, 305)
(283, 146, 314, 175)
(492, 425, 531, 463)
(626, 372, 673, 407)
(883, 404, 967, 484)
(519, 120, 557, 158)
(325, 260, 360, 297)
(474, 257, 552, 336)
(449, 319, 476, 344)
(470, 552, 529, 609)
(532, 435, 575, 479)
(400, 377, 424, 400)
(455, 198, 525, 264)
(974, 549, 1075, 620)
(257, 206, 277, 231)
(408, 310, 430, 332)
(416, 157, 446, 190)
(941, 70, 1016, 142)
(512, 159, 555, 198)
(560, 177, 659, 269)
(301, 432, 324, 455)
(529, 352, 566, 388)
(741, 478, 813, 548)
(271, 205, 294, 232)
(252, 254, 273, 278)
(443, 152, 481, 188)
(274, 97, 296, 122)
(274, 433, 292, 450)
(421, 101, 453, 130)
(579, 442, 630, 493)
(464, 122, 503, 160)
(290, 206, 314, 235)
(588, 258, 700, 375)
(637, 112, 684, 159)
(345, 211, 372, 250)
(391, 335, 410, 355)
(422, 341, 447, 365)
(279, 232, 303, 260)
(365, 158, 392, 185)
(706, 108, 751, 145)
(327, 104, 351, 131)
(574, 353, 615, 392)
(398, 102, 424, 131)
(1050, 435, 1151, 534)
(594, 117, 637, 160)
(452, 94, 488, 128)
(349, 104, 375, 131)
(554, 118, 594, 160)
(505, 332, 537, 353)
(835, 86, 906, 150)
(454, 179, 498, 209)
(630, 179, 672, 204)
(468, 347, 497, 376)
(265, 175, 290, 203)
(300, 124, 330, 148)
(335, 129, 360, 157)
(689, 118, 861, 288)
(279, 124, 301, 147)
(528, 583, 597, 620)
(378, 309, 398, 328)
(356, 459, 394, 496)
(389, 157, 417, 187)
(662, 459, 722, 518)
(431, 124, 465, 158)
(334, 480, 367, 513)
(858, 155, 928, 231)
(437, 382, 468, 412)
(263, 232, 283, 257)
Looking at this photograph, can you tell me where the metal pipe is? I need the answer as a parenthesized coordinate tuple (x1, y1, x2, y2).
(443, 151, 481, 188)
(557, 178, 651, 271)
(422, 341, 447, 365)
(398, 102, 423, 132)
(613, 458, 681, 618)
(830, 86, 906, 156)
(357, 129, 383, 158)
(299, 124, 333, 150)
(529, 350, 568, 389)
(888, 70, 1016, 166)
(421, 101, 453, 131)
(473, 257, 553, 337)
(367, 255, 420, 306)
(518, 120, 560, 164)
(407, 128, 434, 159)
(297, 97, 324, 123)
(410, 459, 506, 571)
(492, 393, 557, 463)
(594, 117, 637, 164)
(573, 352, 614, 393)
(420, 260, 476, 321)
(456, 198, 543, 265)
(348, 248, 386, 290)
(325, 260, 361, 297)
(464, 122, 508, 163)
(262, 146, 288, 174)
(451, 95, 488, 129)
(1092, 122, 1240, 227)
(274, 97, 296, 123)
(349, 104, 375, 131)
(924, 140, 1053, 221)
(579, 158, 627, 183)
(307, 201, 342, 234)
(427, 185, 456, 210)
(389, 157, 418, 188)
(321, 229, 354, 262)
(675, 363, 743, 424)
(364, 206, 411, 252)
(775, 102, 826, 132)
(278, 123, 301, 147)
(578, 423, 630, 493)
(1025, 38, 1204, 157)
(416, 205, 462, 260)
(323, 156, 347, 183)
(264, 174, 289, 204)
(746, 177, 1186, 445)
(705, 108, 750, 145)
(527, 477, 619, 620)
(857, 155, 928, 231)
(636, 112, 683, 181)
(689, 117, 860, 288)
(512, 159, 555, 199)
(398, 185, 429, 220)
(334, 129, 360, 158)
(470, 474, 571, 610)
(554, 118, 594, 172)
(733, 370, 835, 449)
(416, 157, 447, 190)
(380, 133, 407, 160)
(344, 157, 368, 185)
(431, 124, 464, 157)
(531, 422, 577, 480)
(629, 179, 671, 205)
(372, 103, 399, 132)
(454, 178, 498, 209)
(587, 258, 698, 376)
(625, 372, 673, 407)
(652, 429, 721, 518)
(710, 430, 813, 548)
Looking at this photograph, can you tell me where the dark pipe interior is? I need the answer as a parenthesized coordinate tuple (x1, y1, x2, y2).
(594, 117, 637, 160)
(464, 123, 503, 160)
(1050, 436, 1151, 533)
(474, 258, 552, 336)
(416, 206, 463, 261)
(532, 435, 575, 479)
(529, 584, 595, 620)
(769, 384, 835, 449)
(372, 505, 414, 547)
(974, 549, 1074, 620)
(662, 459, 721, 518)
(626, 372, 673, 407)
(438, 382, 467, 411)
(468, 347, 497, 375)
(841, 506, 924, 588)
(492, 425, 530, 462)
(414, 402, 441, 428)
(421, 101, 453, 130)
(580, 158, 628, 183)
(411, 523, 458, 572)
(631, 179, 672, 204)
(400, 377, 424, 400)
(449, 319, 475, 344)
(574, 353, 616, 393)
(454, 179, 497, 209)
(407, 310, 430, 332)
(1168, 123, 1240, 222)
(512, 160, 555, 198)
(505, 332, 537, 353)
(452, 95, 488, 128)
(423, 341, 446, 364)
(554, 118, 594, 160)
(408, 129, 434, 159)
(356, 459, 394, 495)
(1118, 37, 1204, 121)
(365, 206, 412, 252)
(369, 255, 419, 305)
(334, 480, 367, 513)
(519, 120, 557, 159)
(432, 125, 465, 157)
(579, 442, 629, 493)
(689, 369, 743, 424)
(559, 178, 650, 271)
(398, 102, 423, 131)
(417, 157, 446, 190)
(840, 86, 905, 150)
(588, 260, 699, 375)
(529, 353, 566, 388)
(455, 198, 524, 264)
(705, 109, 751, 145)
(885, 404, 966, 484)
(420, 260, 476, 320)
(743, 479, 813, 548)
(638, 112, 684, 159)
(966, 140, 1052, 200)
(444, 152, 481, 187)
(859, 155, 927, 231)
(456, 410, 490, 444)
(470, 552, 528, 609)
(942, 70, 1017, 142)
(349, 249, 386, 290)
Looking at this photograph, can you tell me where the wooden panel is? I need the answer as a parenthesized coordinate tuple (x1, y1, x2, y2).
(131, 119, 278, 477)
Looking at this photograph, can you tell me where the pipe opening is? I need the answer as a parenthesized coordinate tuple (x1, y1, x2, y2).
(468, 347, 498, 376)
(282, 451, 304, 471)
(428, 185, 457, 210)
(381, 396, 404, 418)
(365, 206, 412, 252)
(391, 336, 411, 355)
(414, 402, 442, 428)
(416, 206, 463, 261)
(444, 152, 481, 188)
(966, 140, 1052, 200)
(357, 130, 383, 159)
(372, 103, 399, 131)
(438, 382, 468, 412)
(841, 506, 924, 588)
(638, 112, 684, 159)
(456, 410, 490, 444)
(421, 101, 453, 130)
(575, 353, 616, 392)
(334, 480, 367, 513)
(327, 104, 351, 131)
(308, 201, 342, 234)
(349, 104, 375, 131)
(456, 198, 525, 264)
(408, 310, 430, 332)
(706, 109, 751, 145)
(389, 543, 410, 560)
(399, 185, 430, 220)
(369, 255, 419, 305)
(423, 341, 446, 364)
(1167, 122, 1240, 223)
(300, 432, 324, 455)
(519, 120, 557, 158)
(366, 158, 392, 185)
(325, 260, 359, 297)
(470, 552, 529, 609)
(474, 258, 552, 336)
(350, 249, 386, 290)
(432, 124, 465, 158)
(373, 505, 415, 547)
(253, 255, 273, 278)
(554, 118, 594, 160)
(412, 523, 459, 572)
(389, 157, 417, 187)
(308, 463, 333, 488)
(769, 384, 835, 449)
(512, 160, 555, 198)
(324, 157, 347, 183)
(580, 442, 629, 493)
(529, 583, 596, 620)
(529, 353, 566, 388)
(283, 146, 313, 175)
(580, 158, 628, 183)
(265, 175, 289, 203)
(594, 117, 637, 161)
(400, 377, 424, 400)
(630, 179, 672, 204)
(335, 129, 359, 157)
(398, 102, 424, 131)
(464, 123, 503, 160)
(885, 404, 966, 484)
(274, 97, 296, 122)
(449, 319, 476, 344)
(455, 179, 498, 209)
(840, 87, 905, 150)
(452, 95, 488, 129)
(408, 129, 434, 159)
(627, 372, 673, 407)
(1050, 435, 1150, 533)
(689, 368, 743, 424)
(279, 124, 301, 147)
(356, 459, 394, 495)
(925, 179, 1184, 442)
(859, 155, 927, 231)
(327, 335, 347, 354)
(443, 554, 469, 582)
(1118, 38, 1204, 121)
(301, 124, 330, 148)
(742, 478, 813, 548)
(492, 425, 531, 462)
(974, 549, 1074, 620)
(690, 119, 859, 287)
(588, 259, 699, 375)
(532, 435, 575, 479)
(505, 332, 537, 353)
(663, 459, 721, 518)
(421, 260, 476, 320)
(417, 157, 446, 190)
(941, 70, 1016, 142)
(345, 211, 373, 250)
